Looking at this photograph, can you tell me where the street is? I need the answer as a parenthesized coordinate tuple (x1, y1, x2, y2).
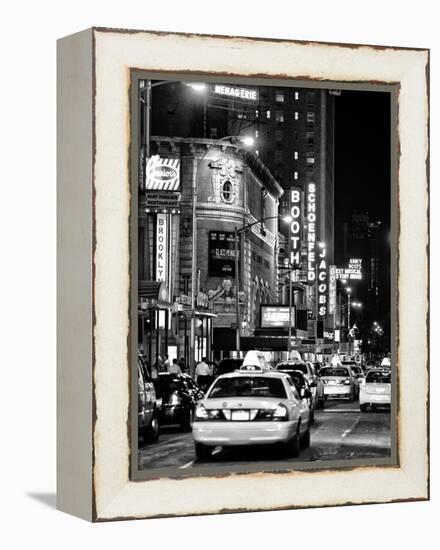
(138, 399, 391, 470)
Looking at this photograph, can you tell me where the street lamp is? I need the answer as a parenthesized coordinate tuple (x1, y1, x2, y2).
(234, 214, 291, 355)
(140, 79, 208, 179)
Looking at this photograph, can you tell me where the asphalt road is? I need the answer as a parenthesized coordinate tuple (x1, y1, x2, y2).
(138, 399, 392, 471)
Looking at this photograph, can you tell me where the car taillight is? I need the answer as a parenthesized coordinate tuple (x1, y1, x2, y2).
(272, 403, 289, 421)
(344, 379, 351, 385)
(194, 404, 209, 420)
(168, 392, 181, 405)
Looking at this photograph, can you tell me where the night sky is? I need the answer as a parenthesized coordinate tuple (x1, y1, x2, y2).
(334, 90, 391, 226)
(334, 90, 391, 333)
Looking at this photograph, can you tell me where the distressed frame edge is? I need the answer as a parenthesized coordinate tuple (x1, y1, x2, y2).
(56, 27, 95, 522)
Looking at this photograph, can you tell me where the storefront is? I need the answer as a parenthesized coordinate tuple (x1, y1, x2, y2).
(138, 281, 173, 374)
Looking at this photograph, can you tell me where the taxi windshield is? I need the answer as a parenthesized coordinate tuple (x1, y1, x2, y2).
(320, 367, 349, 377)
(208, 377, 286, 399)
(276, 363, 308, 374)
(366, 371, 391, 384)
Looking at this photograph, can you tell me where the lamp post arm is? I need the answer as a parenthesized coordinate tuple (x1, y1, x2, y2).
(236, 215, 281, 235)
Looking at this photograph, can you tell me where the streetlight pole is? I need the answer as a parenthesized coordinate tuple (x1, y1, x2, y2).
(234, 215, 292, 356)
(288, 267, 293, 357)
(234, 227, 241, 353)
(346, 287, 352, 355)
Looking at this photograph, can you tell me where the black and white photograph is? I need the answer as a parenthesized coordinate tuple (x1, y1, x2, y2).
(134, 77, 395, 473)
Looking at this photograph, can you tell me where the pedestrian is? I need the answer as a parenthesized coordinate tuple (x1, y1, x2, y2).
(163, 354, 171, 372)
(178, 356, 186, 373)
(168, 358, 182, 375)
(195, 357, 211, 391)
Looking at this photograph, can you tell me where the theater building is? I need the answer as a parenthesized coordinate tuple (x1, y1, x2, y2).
(138, 136, 283, 368)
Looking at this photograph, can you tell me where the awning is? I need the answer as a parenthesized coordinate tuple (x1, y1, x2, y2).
(178, 307, 217, 318)
(138, 280, 172, 308)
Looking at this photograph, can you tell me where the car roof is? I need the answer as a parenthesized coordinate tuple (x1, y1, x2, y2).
(215, 370, 290, 380)
(275, 361, 308, 367)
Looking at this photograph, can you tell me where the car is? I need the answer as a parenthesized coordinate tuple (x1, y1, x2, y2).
(277, 369, 316, 422)
(319, 365, 358, 401)
(192, 370, 311, 460)
(359, 369, 391, 411)
(138, 354, 160, 442)
(154, 373, 204, 431)
(274, 361, 325, 409)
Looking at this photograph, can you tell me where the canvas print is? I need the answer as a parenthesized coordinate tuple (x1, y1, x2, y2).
(134, 77, 394, 473)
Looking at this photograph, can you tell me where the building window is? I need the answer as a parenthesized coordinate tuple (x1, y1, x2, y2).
(255, 109, 259, 118)
(294, 91, 299, 100)
(266, 110, 271, 119)
(255, 129, 259, 138)
(294, 112, 299, 120)
(294, 131, 299, 141)
(306, 152, 315, 164)
(264, 259, 270, 269)
(275, 111, 284, 123)
(275, 91, 285, 103)
(294, 171, 298, 180)
(307, 112, 315, 124)
(294, 151, 298, 159)
(307, 91, 316, 104)
(275, 129, 283, 142)
(257, 255, 263, 264)
(210, 127, 218, 138)
(275, 150, 283, 163)
(306, 131, 315, 146)
(221, 180, 234, 203)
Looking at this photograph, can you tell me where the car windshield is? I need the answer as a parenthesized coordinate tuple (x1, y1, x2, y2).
(276, 363, 308, 374)
(320, 367, 349, 377)
(218, 359, 243, 374)
(156, 378, 183, 396)
(286, 372, 306, 388)
(208, 376, 287, 399)
(366, 371, 391, 384)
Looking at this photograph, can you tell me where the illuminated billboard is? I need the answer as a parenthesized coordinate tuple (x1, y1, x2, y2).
(317, 245, 328, 318)
(328, 265, 337, 315)
(336, 258, 363, 281)
(260, 305, 295, 328)
(306, 182, 317, 281)
(145, 155, 180, 191)
(208, 231, 238, 277)
(289, 187, 303, 268)
(212, 85, 258, 101)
